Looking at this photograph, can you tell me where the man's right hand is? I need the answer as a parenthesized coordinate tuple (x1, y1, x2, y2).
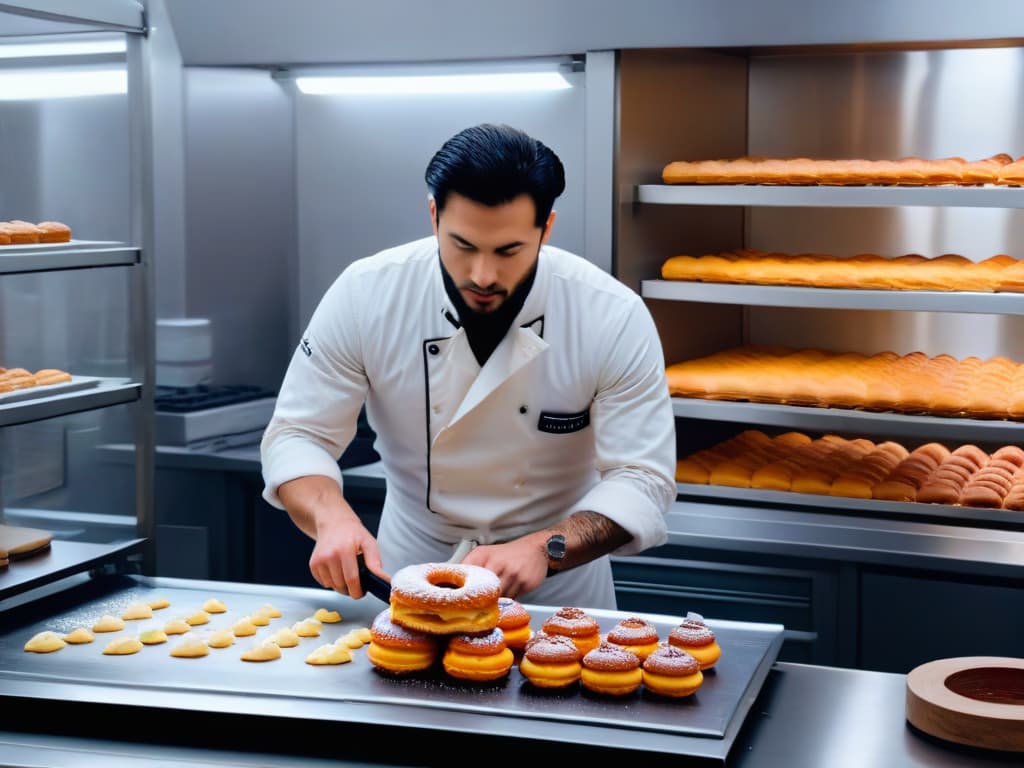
(278, 475, 390, 599)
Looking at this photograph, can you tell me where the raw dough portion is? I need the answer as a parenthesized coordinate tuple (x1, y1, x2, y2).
(241, 641, 282, 662)
(292, 618, 322, 637)
(164, 618, 191, 635)
(63, 627, 95, 644)
(206, 629, 235, 648)
(92, 614, 126, 633)
(249, 611, 271, 627)
(24, 630, 66, 653)
(139, 629, 168, 645)
(306, 643, 353, 665)
(185, 610, 210, 626)
(314, 608, 342, 623)
(148, 597, 171, 610)
(256, 603, 282, 618)
(202, 598, 227, 614)
(170, 635, 210, 658)
(338, 630, 366, 649)
(103, 635, 143, 655)
(268, 627, 300, 648)
(122, 601, 153, 620)
(232, 617, 258, 637)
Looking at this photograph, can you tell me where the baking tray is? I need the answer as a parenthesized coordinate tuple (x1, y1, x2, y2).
(0, 574, 784, 763)
(0, 375, 102, 405)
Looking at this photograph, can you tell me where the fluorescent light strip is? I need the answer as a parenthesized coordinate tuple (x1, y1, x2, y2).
(295, 71, 572, 96)
(0, 69, 127, 100)
(0, 39, 127, 59)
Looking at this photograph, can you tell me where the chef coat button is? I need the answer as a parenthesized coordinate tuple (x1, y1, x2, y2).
(519, 405, 528, 414)
(428, 344, 440, 355)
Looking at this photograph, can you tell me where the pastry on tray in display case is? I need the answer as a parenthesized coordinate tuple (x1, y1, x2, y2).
(675, 429, 1024, 510)
(660, 249, 1024, 293)
(661, 153, 1024, 186)
(0, 220, 71, 245)
(0, 367, 72, 392)
(665, 345, 1024, 420)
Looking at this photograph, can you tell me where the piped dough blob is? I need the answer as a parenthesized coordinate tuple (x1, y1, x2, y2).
(103, 635, 143, 655)
(202, 598, 227, 614)
(63, 627, 95, 644)
(121, 601, 153, 620)
(338, 629, 368, 649)
(206, 629, 235, 648)
(241, 641, 282, 662)
(148, 597, 171, 610)
(268, 627, 300, 648)
(164, 618, 192, 635)
(232, 617, 258, 637)
(170, 635, 210, 658)
(256, 603, 282, 618)
(306, 643, 353, 665)
(185, 610, 210, 626)
(139, 629, 168, 645)
(292, 618, 322, 637)
(92, 614, 125, 633)
(313, 608, 342, 623)
(25, 630, 66, 653)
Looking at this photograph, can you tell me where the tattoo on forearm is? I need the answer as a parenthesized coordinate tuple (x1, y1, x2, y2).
(561, 511, 631, 561)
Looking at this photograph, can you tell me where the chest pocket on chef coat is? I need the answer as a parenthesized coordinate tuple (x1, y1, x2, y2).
(537, 409, 591, 434)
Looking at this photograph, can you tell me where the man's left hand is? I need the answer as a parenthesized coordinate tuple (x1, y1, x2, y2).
(459, 532, 548, 598)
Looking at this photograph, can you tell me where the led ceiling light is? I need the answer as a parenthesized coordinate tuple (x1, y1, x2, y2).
(0, 68, 127, 100)
(294, 70, 573, 96)
(0, 38, 127, 59)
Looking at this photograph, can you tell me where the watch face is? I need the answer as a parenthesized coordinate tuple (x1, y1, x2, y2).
(547, 534, 566, 560)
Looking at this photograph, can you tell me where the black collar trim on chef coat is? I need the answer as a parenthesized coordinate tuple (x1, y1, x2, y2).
(439, 252, 539, 367)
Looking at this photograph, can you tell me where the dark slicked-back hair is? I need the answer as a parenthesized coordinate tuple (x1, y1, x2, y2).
(425, 123, 565, 228)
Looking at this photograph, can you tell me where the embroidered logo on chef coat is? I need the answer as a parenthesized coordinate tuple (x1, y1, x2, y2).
(537, 409, 590, 434)
(300, 337, 312, 357)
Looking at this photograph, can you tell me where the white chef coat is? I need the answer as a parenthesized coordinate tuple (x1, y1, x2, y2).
(260, 235, 676, 609)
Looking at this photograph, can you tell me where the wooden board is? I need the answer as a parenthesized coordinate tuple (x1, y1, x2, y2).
(906, 656, 1024, 752)
(0, 525, 52, 560)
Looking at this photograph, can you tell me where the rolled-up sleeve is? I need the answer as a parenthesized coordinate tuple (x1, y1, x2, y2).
(568, 297, 676, 554)
(260, 269, 369, 509)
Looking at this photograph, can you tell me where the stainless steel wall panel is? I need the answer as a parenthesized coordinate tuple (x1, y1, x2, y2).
(743, 48, 1024, 360)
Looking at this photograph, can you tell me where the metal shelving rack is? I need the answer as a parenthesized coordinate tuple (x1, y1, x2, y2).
(636, 158, 1024, 532)
(0, 0, 153, 602)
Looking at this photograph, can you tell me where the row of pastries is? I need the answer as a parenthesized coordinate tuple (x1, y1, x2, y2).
(666, 346, 1024, 420)
(661, 249, 1024, 292)
(676, 429, 1024, 510)
(661, 154, 1024, 185)
(0, 367, 72, 393)
(0, 220, 71, 245)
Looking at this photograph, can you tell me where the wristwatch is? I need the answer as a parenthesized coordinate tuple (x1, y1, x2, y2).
(545, 533, 567, 576)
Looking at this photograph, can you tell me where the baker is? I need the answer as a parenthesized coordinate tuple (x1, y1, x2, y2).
(260, 123, 676, 610)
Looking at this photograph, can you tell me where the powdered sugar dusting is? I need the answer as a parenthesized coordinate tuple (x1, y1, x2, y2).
(643, 644, 701, 674)
(524, 634, 581, 662)
(582, 641, 640, 671)
(390, 563, 500, 607)
(542, 606, 599, 637)
(370, 609, 436, 646)
(447, 627, 505, 654)
(606, 617, 659, 644)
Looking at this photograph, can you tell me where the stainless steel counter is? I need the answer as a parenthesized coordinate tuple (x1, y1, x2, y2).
(2, 648, 1020, 767)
